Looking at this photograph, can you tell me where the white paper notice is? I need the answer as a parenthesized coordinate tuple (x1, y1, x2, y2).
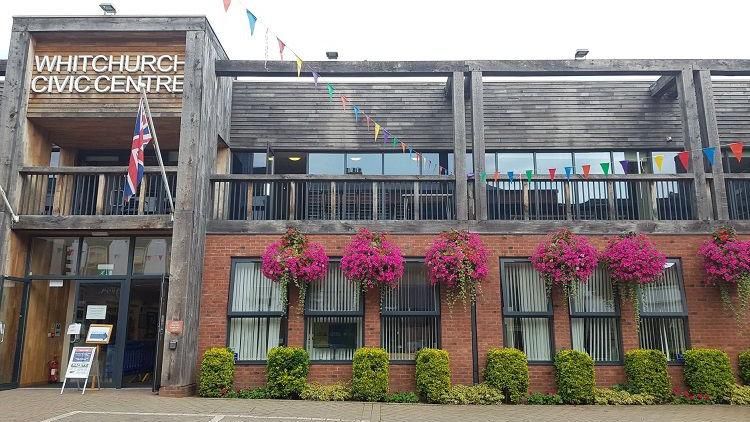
(85, 305, 107, 320)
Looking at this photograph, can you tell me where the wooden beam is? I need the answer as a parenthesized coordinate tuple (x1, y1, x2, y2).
(217, 60, 466, 77)
(470, 71, 487, 220)
(676, 67, 713, 220)
(443, 76, 452, 99)
(12, 215, 173, 231)
(12, 16, 208, 32)
(649, 74, 677, 98)
(452, 72, 468, 220)
(695, 70, 729, 220)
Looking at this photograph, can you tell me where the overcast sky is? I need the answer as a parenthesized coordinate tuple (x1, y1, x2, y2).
(0, 0, 749, 61)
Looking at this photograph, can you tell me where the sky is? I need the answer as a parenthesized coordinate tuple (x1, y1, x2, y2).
(0, 0, 749, 62)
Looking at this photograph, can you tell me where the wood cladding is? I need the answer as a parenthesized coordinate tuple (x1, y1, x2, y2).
(27, 32, 185, 118)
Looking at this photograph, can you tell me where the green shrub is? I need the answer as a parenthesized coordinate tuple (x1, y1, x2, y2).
(739, 350, 750, 385)
(237, 387, 269, 399)
(725, 384, 750, 405)
(440, 384, 504, 405)
(198, 347, 235, 397)
(683, 348, 734, 399)
(593, 388, 656, 405)
(484, 347, 529, 404)
(623, 349, 671, 402)
(415, 348, 451, 404)
(351, 347, 389, 402)
(300, 383, 352, 401)
(553, 349, 595, 404)
(266, 346, 310, 399)
(526, 392, 563, 405)
(385, 392, 420, 403)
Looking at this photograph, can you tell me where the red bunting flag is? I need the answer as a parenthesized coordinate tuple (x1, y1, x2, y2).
(493, 170, 500, 183)
(340, 95, 348, 110)
(277, 38, 286, 60)
(581, 164, 591, 179)
(729, 142, 744, 162)
(677, 151, 690, 171)
(548, 168, 556, 180)
(223, 0, 231, 12)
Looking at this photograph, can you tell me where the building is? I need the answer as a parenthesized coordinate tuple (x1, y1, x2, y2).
(0, 15, 749, 397)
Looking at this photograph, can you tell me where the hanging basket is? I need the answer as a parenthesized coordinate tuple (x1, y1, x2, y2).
(341, 228, 405, 292)
(699, 226, 750, 324)
(425, 230, 489, 307)
(531, 228, 598, 301)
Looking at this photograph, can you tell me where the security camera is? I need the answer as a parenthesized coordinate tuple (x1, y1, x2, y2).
(666, 136, 673, 143)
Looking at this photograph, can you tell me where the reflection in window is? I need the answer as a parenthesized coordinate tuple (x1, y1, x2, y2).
(649, 152, 683, 174)
(574, 152, 611, 175)
(611, 151, 644, 175)
(309, 153, 345, 175)
(132, 238, 171, 275)
(502, 260, 553, 361)
(80, 238, 130, 276)
(535, 153, 573, 174)
(447, 153, 474, 175)
(231, 152, 267, 175)
(422, 153, 441, 175)
(30, 237, 80, 276)
(346, 153, 382, 175)
(384, 153, 420, 175)
(498, 153, 534, 173)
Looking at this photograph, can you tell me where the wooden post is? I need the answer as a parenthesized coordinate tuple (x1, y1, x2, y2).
(288, 181, 296, 220)
(676, 67, 713, 220)
(137, 175, 147, 215)
(522, 181, 530, 220)
(451, 71, 468, 220)
(413, 181, 421, 221)
(52, 174, 64, 216)
(649, 181, 660, 220)
(606, 180, 616, 220)
(372, 182, 378, 220)
(695, 70, 729, 220)
(330, 181, 337, 220)
(564, 181, 573, 220)
(470, 71, 487, 220)
(95, 174, 107, 215)
(246, 182, 254, 221)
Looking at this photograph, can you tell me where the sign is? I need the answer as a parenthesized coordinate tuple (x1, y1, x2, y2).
(67, 323, 82, 336)
(86, 324, 113, 344)
(49, 280, 64, 287)
(64, 347, 96, 379)
(85, 305, 107, 320)
(31, 54, 184, 94)
(167, 320, 183, 335)
(97, 263, 114, 276)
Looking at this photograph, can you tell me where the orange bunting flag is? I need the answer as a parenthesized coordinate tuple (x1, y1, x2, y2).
(277, 38, 286, 60)
(729, 142, 744, 162)
(340, 95, 349, 110)
(548, 168, 556, 180)
(400, 142, 407, 153)
(374, 123, 381, 141)
(581, 164, 591, 179)
(677, 151, 690, 171)
(493, 171, 500, 183)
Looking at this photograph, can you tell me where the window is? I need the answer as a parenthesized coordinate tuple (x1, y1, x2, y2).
(80, 237, 130, 276)
(649, 151, 684, 174)
(309, 153, 345, 175)
(227, 260, 286, 362)
(535, 152, 572, 174)
(346, 153, 382, 175)
(498, 153, 534, 174)
(638, 259, 689, 362)
(574, 152, 611, 175)
(501, 260, 553, 362)
(384, 152, 420, 175)
(569, 266, 621, 363)
(381, 263, 440, 361)
(305, 262, 363, 361)
(29, 237, 80, 276)
(132, 238, 171, 275)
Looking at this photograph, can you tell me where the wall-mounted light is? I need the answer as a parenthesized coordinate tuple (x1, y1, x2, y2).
(349, 156, 362, 161)
(99, 3, 117, 15)
(574, 49, 589, 60)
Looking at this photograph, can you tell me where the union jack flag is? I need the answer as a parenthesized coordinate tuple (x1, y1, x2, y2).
(124, 97, 153, 202)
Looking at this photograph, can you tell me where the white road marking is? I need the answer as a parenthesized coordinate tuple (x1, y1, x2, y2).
(41, 410, 369, 422)
(208, 416, 225, 422)
(39, 411, 82, 422)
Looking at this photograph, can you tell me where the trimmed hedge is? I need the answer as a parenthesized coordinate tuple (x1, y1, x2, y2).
(554, 349, 594, 404)
(198, 347, 235, 398)
(351, 347, 389, 402)
(300, 383, 352, 401)
(440, 384, 504, 405)
(593, 388, 656, 405)
(624, 349, 671, 402)
(683, 348, 734, 399)
(267, 346, 310, 399)
(415, 348, 451, 404)
(739, 350, 750, 385)
(483, 347, 529, 404)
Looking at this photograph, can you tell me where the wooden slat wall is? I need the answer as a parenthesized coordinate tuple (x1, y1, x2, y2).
(713, 80, 750, 143)
(27, 32, 185, 118)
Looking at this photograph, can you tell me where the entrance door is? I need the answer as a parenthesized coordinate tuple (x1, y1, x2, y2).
(153, 275, 168, 392)
(122, 278, 163, 388)
(0, 277, 26, 389)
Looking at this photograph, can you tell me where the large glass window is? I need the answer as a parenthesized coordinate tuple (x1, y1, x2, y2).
(384, 152, 420, 175)
(381, 263, 440, 361)
(346, 153, 382, 175)
(305, 262, 363, 361)
(447, 153, 474, 175)
(649, 151, 684, 174)
(29, 237, 80, 276)
(569, 266, 621, 363)
(638, 259, 689, 362)
(724, 149, 750, 173)
(231, 152, 267, 175)
(611, 151, 644, 175)
(228, 260, 286, 361)
(497, 153, 534, 173)
(574, 152, 611, 175)
(132, 238, 171, 275)
(80, 238, 130, 276)
(308, 153, 345, 175)
(501, 260, 553, 362)
(535, 153, 573, 174)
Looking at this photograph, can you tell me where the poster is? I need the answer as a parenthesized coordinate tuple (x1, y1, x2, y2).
(85, 305, 107, 320)
(86, 324, 113, 344)
(64, 347, 96, 379)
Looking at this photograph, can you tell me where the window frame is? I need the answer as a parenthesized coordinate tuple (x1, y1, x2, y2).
(380, 259, 441, 364)
(637, 258, 690, 364)
(500, 258, 555, 364)
(567, 266, 623, 365)
(226, 258, 288, 364)
(303, 259, 365, 363)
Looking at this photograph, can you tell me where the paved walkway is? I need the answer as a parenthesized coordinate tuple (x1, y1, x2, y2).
(0, 388, 748, 422)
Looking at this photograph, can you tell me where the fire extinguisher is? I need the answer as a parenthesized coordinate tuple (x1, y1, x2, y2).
(48, 356, 59, 383)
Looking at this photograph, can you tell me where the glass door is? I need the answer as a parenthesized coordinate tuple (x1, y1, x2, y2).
(0, 277, 26, 389)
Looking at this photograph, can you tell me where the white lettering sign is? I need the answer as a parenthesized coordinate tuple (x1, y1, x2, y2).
(64, 347, 96, 379)
(31, 54, 184, 94)
(85, 305, 107, 320)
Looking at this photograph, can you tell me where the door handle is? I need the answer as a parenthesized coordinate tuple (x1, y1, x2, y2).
(0, 321, 5, 344)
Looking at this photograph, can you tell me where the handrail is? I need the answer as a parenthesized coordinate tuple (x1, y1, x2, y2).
(210, 174, 454, 182)
(20, 166, 178, 175)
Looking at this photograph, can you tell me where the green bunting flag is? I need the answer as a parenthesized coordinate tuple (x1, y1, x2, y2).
(525, 170, 533, 183)
(326, 83, 334, 101)
(600, 162, 610, 175)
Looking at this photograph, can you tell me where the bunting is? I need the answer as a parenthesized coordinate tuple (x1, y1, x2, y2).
(600, 162, 610, 175)
(223, 0, 231, 12)
(507, 171, 515, 182)
(654, 155, 664, 171)
(677, 151, 690, 170)
(730, 142, 744, 162)
(564, 166, 574, 179)
(246, 9, 257, 35)
(493, 171, 500, 183)
(581, 164, 591, 179)
(374, 123, 381, 141)
(340, 95, 349, 110)
(391, 136, 399, 148)
(619, 160, 630, 175)
(703, 147, 716, 166)
(312, 71, 320, 87)
(295, 56, 303, 77)
(383, 129, 391, 145)
(277, 38, 286, 60)
(352, 105, 360, 122)
(548, 168, 556, 180)
(326, 83, 335, 101)
(525, 170, 534, 183)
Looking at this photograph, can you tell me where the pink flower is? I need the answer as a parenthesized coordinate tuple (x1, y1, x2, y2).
(261, 228, 328, 285)
(425, 230, 489, 304)
(531, 229, 598, 292)
(341, 228, 405, 290)
(699, 227, 750, 286)
(602, 233, 666, 285)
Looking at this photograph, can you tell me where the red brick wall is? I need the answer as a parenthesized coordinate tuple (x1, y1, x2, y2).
(199, 234, 750, 394)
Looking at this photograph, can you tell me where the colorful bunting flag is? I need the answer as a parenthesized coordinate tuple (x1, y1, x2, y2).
(703, 147, 716, 166)
(364, 114, 371, 130)
(654, 154, 665, 171)
(295, 56, 303, 77)
(677, 151, 690, 171)
(525, 170, 533, 183)
(582, 164, 591, 179)
(352, 105, 360, 122)
(480, 171, 487, 183)
(400, 142, 406, 153)
(246, 9, 257, 35)
(391, 136, 398, 148)
(223, 0, 231, 12)
(383, 129, 390, 144)
(729, 142, 744, 162)
(600, 162, 610, 175)
(619, 160, 630, 175)
(564, 166, 574, 179)
(416, 152, 422, 162)
(548, 168, 556, 180)
(277, 38, 286, 60)
(374, 123, 381, 142)
(507, 171, 515, 182)
(326, 83, 334, 101)
(312, 71, 320, 87)
(408, 147, 413, 158)
(340, 95, 348, 110)
(493, 171, 500, 183)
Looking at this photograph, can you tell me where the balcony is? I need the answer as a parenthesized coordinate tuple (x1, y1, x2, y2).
(726, 175, 750, 220)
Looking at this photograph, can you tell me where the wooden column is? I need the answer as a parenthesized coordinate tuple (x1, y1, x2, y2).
(695, 70, 729, 220)
(470, 71, 487, 220)
(451, 71, 468, 220)
(675, 67, 713, 220)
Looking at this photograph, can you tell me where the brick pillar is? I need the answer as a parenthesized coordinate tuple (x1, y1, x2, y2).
(441, 298, 474, 385)
(364, 288, 381, 347)
(287, 284, 305, 347)
(552, 288, 572, 351)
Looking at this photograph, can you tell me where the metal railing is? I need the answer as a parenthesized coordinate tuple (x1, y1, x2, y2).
(726, 175, 750, 220)
(18, 166, 177, 216)
(210, 175, 456, 221)
(486, 174, 696, 221)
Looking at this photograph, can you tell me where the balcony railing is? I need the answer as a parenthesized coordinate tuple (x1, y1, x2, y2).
(210, 175, 456, 221)
(18, 166, 177, 217)
(726, 175, 750, 220)
(486, 174, 696, 221)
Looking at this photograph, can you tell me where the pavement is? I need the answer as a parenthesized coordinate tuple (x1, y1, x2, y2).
(0, 388, 749, 422)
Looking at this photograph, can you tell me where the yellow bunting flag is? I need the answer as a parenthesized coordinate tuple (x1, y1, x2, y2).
(295, 56, 303, 77)
(654, 154, 664, 171)
(374, 123, 381, 141)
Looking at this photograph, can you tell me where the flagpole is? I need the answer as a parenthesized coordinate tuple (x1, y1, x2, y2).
(0, 183, 19, 223)
(139, 87, 176, 220)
